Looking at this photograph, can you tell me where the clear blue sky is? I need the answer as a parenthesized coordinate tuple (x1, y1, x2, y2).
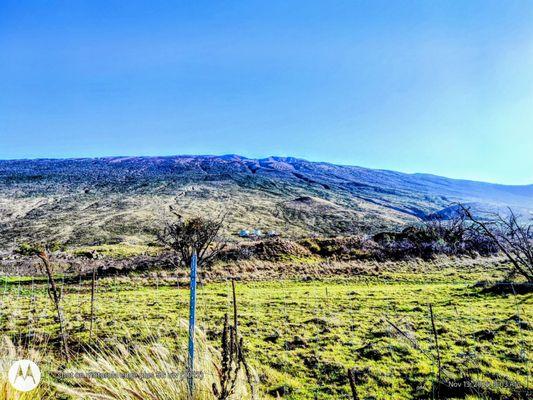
(1, 1, 532, 184)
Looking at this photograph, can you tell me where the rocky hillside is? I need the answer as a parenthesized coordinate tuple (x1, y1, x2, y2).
(0, 155, 532, 249)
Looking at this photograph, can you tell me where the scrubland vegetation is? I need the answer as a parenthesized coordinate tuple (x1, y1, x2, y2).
(1, 203, 532, 399)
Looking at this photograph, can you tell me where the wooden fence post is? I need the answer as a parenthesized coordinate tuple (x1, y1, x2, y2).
(187, 250, 198, 399)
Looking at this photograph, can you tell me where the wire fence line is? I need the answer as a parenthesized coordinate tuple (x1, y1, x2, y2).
(0, 265, 530, 399)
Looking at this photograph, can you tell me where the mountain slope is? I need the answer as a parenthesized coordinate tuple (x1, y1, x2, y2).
(0, 155, 531, 249)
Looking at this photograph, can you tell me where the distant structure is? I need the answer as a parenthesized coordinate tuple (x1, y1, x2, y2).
(238, 228, 280, 239)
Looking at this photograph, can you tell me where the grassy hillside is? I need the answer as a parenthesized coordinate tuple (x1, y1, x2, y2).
(1, 155, 532, 250)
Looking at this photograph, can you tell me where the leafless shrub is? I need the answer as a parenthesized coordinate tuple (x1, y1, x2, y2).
(157, 208, 227, 268)
(17, 243, 70, 361)
(460, 205, 533, 282)
(298, 236, 374, 260)
(373, 211, 498, 261)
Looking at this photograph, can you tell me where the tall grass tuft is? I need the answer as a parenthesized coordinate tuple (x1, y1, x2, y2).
(56, 322, 253, 400)
(0, 336, 52, 400)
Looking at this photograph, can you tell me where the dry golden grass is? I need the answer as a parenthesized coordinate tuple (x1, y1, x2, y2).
(2, 322, 254, 400)
(56, 322, 254, 400)
(0, 336, 53, 400)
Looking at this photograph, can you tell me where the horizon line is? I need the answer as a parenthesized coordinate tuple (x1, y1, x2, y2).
(0, 152, 531, 188)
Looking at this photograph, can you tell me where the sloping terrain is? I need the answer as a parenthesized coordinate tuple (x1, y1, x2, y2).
(0, 155, 532, 249)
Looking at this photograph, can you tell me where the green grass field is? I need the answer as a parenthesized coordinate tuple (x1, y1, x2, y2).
(1, 271, 531, 399)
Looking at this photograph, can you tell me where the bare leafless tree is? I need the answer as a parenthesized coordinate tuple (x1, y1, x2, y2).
(157, 208, 227, 268)
(18, 243, 70, 361)
(460, 204, 533, 282)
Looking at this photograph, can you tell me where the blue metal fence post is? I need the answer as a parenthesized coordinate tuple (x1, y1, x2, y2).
(187, 250, 198, 399)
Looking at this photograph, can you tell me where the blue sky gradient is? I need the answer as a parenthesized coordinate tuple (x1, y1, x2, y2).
(1, 1, 532, 184)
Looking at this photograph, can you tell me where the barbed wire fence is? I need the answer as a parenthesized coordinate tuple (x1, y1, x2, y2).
(0, 251, 531, 399)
